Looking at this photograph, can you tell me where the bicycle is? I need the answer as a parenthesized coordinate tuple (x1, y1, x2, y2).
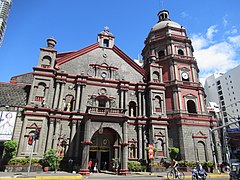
(167, 167, 185, 180)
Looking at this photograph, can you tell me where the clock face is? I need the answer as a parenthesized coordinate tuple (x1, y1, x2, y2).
(181, 72, 189, 80)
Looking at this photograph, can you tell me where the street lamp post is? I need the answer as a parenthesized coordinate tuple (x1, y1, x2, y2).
(209, 118, 240, 171)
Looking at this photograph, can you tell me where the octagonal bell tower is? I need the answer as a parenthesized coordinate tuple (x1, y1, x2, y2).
(142, 9, 217, 162)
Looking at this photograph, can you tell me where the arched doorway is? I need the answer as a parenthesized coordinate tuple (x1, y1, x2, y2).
(89, 127, 120, 171)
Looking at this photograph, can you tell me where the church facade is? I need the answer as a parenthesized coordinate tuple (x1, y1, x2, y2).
(0, 10, 221, 175)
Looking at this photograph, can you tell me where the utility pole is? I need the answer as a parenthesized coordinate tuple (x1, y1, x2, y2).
(209, 118, 240, 171)
(27, 126, 40, 176)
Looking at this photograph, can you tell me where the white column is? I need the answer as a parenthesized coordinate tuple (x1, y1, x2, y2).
(75, 84, 81, 111)
(46, 119, 54, 150)
(74, 121, 81, 158)
(58, 82, 65, 110)
(53, 120, 60, 150)
(53, 82, 60, 109)
(68, 120, 76, 158)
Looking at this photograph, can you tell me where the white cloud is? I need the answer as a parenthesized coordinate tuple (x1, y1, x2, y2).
(181, 11, 189, 18)
(206, 25, 218, 41)
(225, 26, 238, 35)
(228, 35, 240, 47)
(191, 26, 240, 84)
(223, 14, 228, 27)
(191, 34, 209, 50)
(194, 42, 237, 72)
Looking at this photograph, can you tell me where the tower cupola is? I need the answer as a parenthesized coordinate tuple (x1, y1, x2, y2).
(97, 27, 115, 48)
(157, 10, 170, 22)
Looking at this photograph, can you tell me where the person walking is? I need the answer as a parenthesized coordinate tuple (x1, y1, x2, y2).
(88, 159, 93, 173)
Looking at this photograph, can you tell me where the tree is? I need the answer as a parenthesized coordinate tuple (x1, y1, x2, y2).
(4, 140, 18, 157)
(168, 147, 180, 160)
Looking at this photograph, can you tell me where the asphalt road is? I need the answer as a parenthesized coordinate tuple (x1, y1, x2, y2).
(83, 176, 229, 180)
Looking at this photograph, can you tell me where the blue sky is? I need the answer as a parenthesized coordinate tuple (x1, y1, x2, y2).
(1, 0, 240, 84)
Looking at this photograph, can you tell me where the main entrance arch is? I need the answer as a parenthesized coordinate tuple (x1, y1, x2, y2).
(89, 127, 120, 171)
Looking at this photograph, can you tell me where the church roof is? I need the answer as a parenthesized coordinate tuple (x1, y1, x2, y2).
(0, 83, 30, 107)
(55, 43, 146, 77)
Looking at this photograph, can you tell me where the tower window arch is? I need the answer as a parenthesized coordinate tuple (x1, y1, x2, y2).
(41, 55, 51, 68)
(103, 39, 109, 47)
(152, 71, 160, 82)
(158, 50, 165, 58)
(187, 100, 197, 113)
(154, 96, 162, 112)
(178, 49, 184, 55)
(35, 82, 46, 102)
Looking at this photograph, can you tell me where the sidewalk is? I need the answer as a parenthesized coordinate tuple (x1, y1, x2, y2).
(0, 171, 83, 180)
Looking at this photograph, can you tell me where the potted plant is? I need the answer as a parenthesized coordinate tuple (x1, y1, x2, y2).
(41, 149, 60, 171)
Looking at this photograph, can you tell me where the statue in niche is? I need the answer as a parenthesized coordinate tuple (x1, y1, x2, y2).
(130, 107, 134, 117)
(66, 102, 71, 112)
(130, 148, 134, 158)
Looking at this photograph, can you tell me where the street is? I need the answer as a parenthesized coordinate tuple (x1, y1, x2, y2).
(83, 176, 229, 180)
(82, 173, 229, 180)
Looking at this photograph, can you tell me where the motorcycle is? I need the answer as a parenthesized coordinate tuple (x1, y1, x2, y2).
(192, 167, 207, 180)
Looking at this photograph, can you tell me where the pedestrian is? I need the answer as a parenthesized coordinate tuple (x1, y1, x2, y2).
(68, 158, 73, 173)
(93, 161, 99, 173)
(88, 159, 93, 173)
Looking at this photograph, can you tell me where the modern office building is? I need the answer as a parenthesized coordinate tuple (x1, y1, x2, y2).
(0, 0, 12, 46)
(204, 66, 240, 127)
(205, 66, 240, 163)
(0, 9, 220, 174)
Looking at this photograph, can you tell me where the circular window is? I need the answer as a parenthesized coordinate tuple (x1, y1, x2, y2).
(101, 72, 107, 78)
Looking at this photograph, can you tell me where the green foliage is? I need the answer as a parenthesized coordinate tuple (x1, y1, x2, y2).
(8, 158, 40, 166)
(128, 161, 146, 171)
(42, 149, 60, 170)
(185, 161, 195, 167)
(204, 161, 214, 167)
(3, 140, 18, 157)
(168, 147, 179, 160)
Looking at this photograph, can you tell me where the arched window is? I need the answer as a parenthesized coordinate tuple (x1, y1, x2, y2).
(96, 95, 109, 112)
(154, 96, 162, 112)
(187, 100, 197, 113)
(41, 56, 51, 68)
(35, 82, 46, 102)
(153, 71, 160, 82)
(178, 49, 184, 55)
(158, 50, 165, 58)
(129, 101, 137, 117)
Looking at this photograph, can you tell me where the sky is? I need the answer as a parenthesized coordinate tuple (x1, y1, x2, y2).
(0, 0, 240, 85)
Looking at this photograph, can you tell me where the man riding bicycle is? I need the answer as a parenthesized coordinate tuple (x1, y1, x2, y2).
(171, 159, 180, 177)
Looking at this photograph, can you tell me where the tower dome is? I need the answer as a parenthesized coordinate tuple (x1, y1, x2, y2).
(151, 10, 183, 32)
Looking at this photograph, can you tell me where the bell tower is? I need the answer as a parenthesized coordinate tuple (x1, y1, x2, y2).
(142, 10, 214, 161)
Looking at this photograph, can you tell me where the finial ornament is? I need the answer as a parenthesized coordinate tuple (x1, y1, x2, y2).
(104, 26, 110, 32)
